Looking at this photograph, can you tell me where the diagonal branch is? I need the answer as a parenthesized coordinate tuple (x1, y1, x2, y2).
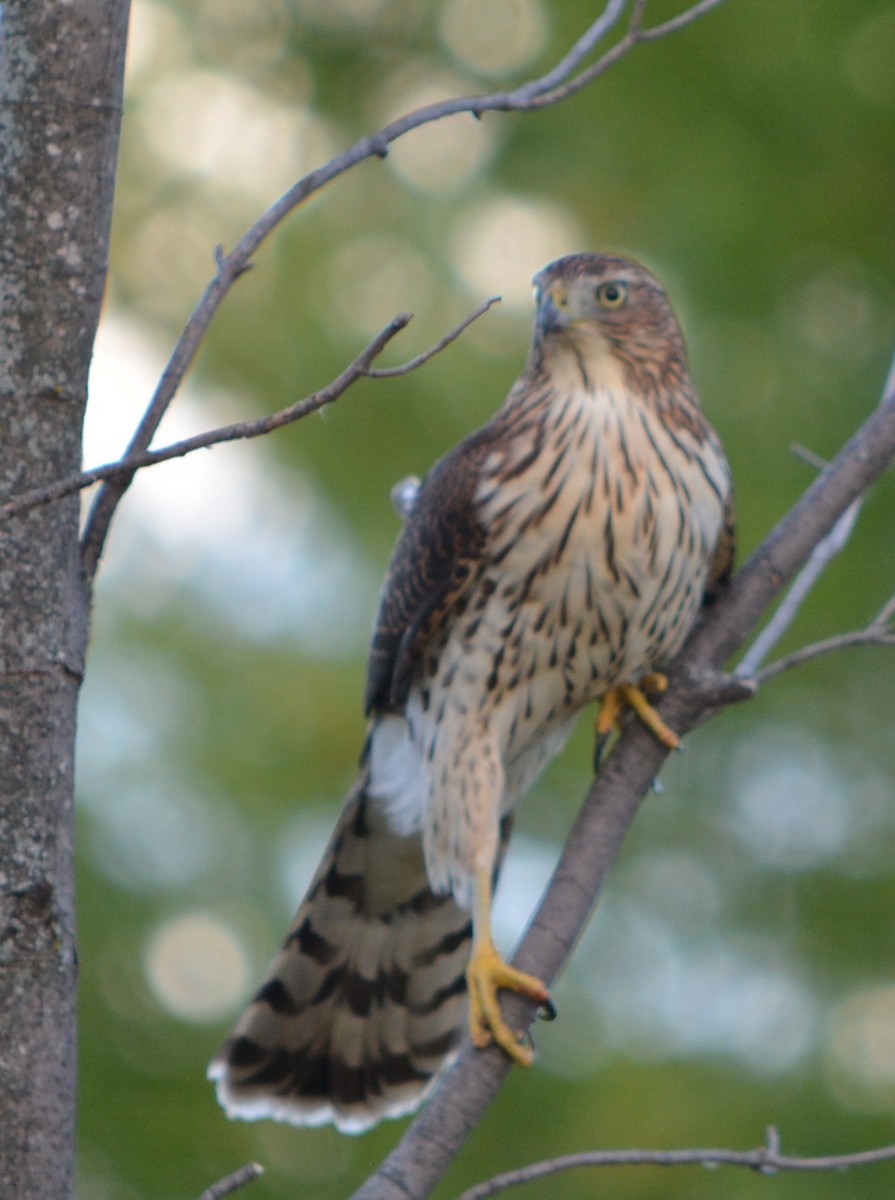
(197, 1163, 264, 1200)
(347, 364, 895, 1200)
(70, 0, 728, 582)
(455, 1128, 895, 1199)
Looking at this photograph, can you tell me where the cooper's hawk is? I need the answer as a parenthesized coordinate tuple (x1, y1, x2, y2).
(210, 253, 735, 1132)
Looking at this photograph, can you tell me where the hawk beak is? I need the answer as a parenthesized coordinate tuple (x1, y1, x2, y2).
(536, 285, 571, 337)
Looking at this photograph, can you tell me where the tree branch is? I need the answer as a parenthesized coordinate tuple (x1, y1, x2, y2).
(365, 296, 500, 378)
(64, 0, 727, 581)
(737, 345, 895, 677)
(197, 1163, 264, 1200)
(754, 593, 895, 683)
(455, 1128, 895, 1199)
(2, 296, 493, 528)
(2, 311, 396, 531)
(735, 499, 862, 678)
(347, 366, 895, 1199)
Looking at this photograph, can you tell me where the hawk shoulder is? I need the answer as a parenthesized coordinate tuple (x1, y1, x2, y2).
(364, 436, 490, 715)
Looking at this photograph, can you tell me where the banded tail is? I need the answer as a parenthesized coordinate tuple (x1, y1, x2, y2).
(209, 771, 473, 1132)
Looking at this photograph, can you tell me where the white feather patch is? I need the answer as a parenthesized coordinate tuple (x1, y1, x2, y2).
(367, 712, 427, 838)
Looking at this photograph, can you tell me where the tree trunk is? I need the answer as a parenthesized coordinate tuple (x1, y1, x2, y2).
(0, 3, 130, 1197)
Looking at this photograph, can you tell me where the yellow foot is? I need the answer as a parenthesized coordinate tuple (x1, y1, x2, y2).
(467, 940, 553, 1067)
(594, 673, 680, 768)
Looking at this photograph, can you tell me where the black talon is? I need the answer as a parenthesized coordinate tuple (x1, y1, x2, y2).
(537, 995, 558, 1022)
(593, 731, 612, 773)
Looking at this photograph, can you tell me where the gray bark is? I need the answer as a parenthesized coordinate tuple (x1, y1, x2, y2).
(0, 3, 130, 1197)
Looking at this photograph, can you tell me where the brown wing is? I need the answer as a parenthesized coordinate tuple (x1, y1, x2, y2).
(704, 485, 736, 603)
(364, 440, 488, 715)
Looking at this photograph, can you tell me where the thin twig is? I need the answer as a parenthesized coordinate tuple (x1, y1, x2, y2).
(5, 314, 408, 529)
(198, 1162, 264, 1200)
(73, 0, 728, 580)
(2, 297, 497, 525)
(736, 499, 862, 677)
(876, 592, 895, 626)
(502, 0, 728, 113)
(754, 593, 895, 682)
(790, 442, 828, 471)
(638, 0, 729, 41)
(737, 344, 895, 678)
(367, 296, 500, 378)
(455, 1130, 895, 1200)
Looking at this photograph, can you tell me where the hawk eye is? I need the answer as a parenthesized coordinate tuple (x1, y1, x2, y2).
(596, 281, 626, 309)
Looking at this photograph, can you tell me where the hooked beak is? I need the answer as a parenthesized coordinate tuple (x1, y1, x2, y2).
(536, 284, 571, 337)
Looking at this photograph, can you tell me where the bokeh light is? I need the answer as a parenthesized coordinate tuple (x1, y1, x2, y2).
(136, 73, 335, 201)
(451, 193, 584, 307)
(842, 10, 895, 109)
(144, 912, 250, 1022)
(827, 984, 895, 1112)
(327, 235, 437, 338)
(438, 0, 549, 78)
(85, 315, 376, 649)
(379, 64, 499, 193)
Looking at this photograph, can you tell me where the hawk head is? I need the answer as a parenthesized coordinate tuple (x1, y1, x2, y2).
(531, 252, 689, 382)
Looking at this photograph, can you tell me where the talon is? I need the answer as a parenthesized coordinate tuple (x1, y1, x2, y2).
(467, 939, 551, 1066)
(595, 674, 680, 754)
(593, 686, 624, 770)
(538, 996, 558, 1022)
(593, 730, 612, 772)
(467, 865, 552, 1066)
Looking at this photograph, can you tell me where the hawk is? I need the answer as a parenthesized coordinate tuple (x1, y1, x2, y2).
(210, 253, 735, 1132)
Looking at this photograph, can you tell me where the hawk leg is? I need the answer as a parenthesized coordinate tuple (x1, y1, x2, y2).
(594, 673, 680, 768)
(467, 866, 553, 1066)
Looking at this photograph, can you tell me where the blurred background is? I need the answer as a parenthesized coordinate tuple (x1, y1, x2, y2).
(77, 1, 895, 1196)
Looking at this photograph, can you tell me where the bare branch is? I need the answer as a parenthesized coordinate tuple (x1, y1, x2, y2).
(512, 0, 628, 97)
(198, 1163, 264, 1200)
(366, 296, 501, 378)
(876, 591, 895, 627)
(790, 442, 829, 471)
(75, 0, 729, 580)
(3, 311, 404, 538)
(347, 359, 895, 1200)
(520, 0, 728, 109)
(736, 498, 862, 677)
(5, 295, 503, 538)
(754, 593, 895, 683)
(737, 343, 895, 678)
(637, 0, 730, 42)
(2, 307, 454, 543)
(455, 1130, 895, 1200)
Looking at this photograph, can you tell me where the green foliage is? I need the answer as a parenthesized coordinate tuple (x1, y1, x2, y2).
(80, 1, 895, 1196)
